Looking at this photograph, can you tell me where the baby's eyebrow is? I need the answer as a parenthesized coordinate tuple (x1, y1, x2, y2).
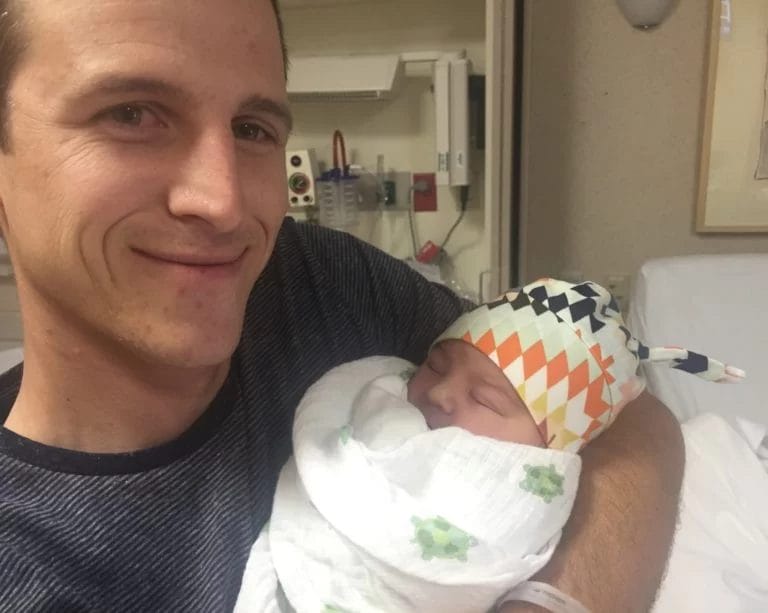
(426, 343, 447, 362)
(430, 342, 446, 355)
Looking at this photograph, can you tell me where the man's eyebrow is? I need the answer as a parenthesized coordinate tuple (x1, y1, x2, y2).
(67, 75, 293, 130)
(238, 95, 293, 132)
(68, 75, 193, 104)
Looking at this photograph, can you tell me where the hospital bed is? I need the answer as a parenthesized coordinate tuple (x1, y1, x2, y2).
(628, 253, 768, 612)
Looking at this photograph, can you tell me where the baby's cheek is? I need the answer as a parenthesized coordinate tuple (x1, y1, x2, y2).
(405, 371, 431, 414)
(489, 413, 544, 446)
(405, 374, 422, 406)
(406, 362, 436, 398)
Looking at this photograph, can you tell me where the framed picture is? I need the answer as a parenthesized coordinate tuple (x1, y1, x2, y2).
(697, 0, 768, 232)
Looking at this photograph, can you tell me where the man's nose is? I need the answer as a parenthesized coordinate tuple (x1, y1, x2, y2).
(168, 129, 244, 233)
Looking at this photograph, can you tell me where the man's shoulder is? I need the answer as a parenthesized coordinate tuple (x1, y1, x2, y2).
(251, 218, 468, 365)
(274, 218, 384, 270)
(267, 219, 414, 300)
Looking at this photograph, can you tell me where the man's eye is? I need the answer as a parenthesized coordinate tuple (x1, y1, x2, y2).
(109, 105, 146, 126)
(232, 121, 272, 142)
(101, 104, 166, 133)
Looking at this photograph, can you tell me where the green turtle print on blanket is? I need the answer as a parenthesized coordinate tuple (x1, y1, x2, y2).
(519, 464, 565, 503)
(339, 424, 353, 445)
(411, 516, 478, 562)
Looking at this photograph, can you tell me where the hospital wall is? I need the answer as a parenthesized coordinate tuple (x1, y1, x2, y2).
(281, 0, 488, 299)
(521, 0, 768, 287)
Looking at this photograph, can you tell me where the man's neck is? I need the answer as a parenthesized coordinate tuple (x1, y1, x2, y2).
(3, 310, 229, 454)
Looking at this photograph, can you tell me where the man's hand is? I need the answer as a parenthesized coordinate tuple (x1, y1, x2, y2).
(500, 391, 684, 613)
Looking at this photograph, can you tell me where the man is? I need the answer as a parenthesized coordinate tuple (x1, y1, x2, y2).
(0, 1, 683, 611)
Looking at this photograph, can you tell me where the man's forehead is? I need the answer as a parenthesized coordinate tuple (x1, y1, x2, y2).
(18, 0, 286, 98)
(23, 0, 280, 53)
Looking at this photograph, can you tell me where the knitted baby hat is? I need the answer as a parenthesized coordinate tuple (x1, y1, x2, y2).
(434, 278, 744, 453)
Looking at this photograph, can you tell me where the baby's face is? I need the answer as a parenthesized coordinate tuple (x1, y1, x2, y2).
(406, 340, 544, 446)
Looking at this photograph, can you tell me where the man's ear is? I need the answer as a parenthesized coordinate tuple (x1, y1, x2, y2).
(0, 154, 11, 237)
(0, 173, 8, 237)
(0, 202, 9, 252)
(0, 189, 11, 248)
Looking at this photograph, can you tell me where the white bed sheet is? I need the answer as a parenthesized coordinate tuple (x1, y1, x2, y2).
(627, 254, 768, 427)
(654, 413, 768, 612)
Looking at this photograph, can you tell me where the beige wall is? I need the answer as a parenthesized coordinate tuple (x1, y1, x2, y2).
(522, 0, 768, 286)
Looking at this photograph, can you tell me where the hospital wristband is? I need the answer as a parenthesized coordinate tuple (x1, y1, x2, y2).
(495, 581, 591, 613)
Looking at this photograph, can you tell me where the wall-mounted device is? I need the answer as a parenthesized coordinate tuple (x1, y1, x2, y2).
(287, 51, 471, 188)
(286, 149, 320, 208)
(427, 53, 471, 187)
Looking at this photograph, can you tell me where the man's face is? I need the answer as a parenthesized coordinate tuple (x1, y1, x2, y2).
(407, 340, 544, 446)
(0, 0, 290, 367)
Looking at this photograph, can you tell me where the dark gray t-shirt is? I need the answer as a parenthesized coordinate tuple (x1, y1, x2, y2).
(0, 220, 466, 612)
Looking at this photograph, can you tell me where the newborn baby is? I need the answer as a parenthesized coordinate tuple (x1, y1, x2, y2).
(235, 278, 742, 613)
(407, 338, 545, 447)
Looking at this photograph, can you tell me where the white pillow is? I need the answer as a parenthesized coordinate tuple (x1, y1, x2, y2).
(627, 254, 768, 427)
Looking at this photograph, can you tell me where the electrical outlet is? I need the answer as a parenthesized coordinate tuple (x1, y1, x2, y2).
(413, 173, 437, 212)
(352, 170, 414, 211)
(605, 274, 630, 312)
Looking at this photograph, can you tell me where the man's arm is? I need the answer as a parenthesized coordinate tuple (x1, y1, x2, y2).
(502, 391, 684, 613)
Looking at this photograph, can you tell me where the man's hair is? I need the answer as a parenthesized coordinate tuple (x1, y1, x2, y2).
(0, 0, 288, 152)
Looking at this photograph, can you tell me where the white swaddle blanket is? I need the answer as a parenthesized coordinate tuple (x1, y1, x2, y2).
(235, 356, 581, 613)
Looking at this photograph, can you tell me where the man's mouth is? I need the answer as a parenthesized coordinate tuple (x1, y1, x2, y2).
(132, 248, 247, 267)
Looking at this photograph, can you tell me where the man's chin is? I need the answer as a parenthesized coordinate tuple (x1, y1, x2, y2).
(141, 342, 239, 371)
(117, 321, 243, 371)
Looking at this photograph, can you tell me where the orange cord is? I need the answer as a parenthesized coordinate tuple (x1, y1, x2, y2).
(332, 129, 347, 171)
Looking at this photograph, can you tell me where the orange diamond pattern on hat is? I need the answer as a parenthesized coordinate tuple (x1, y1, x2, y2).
(435, 278, 745, 453)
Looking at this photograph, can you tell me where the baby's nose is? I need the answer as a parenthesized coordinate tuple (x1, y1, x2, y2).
(426, 384, 458, 414)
